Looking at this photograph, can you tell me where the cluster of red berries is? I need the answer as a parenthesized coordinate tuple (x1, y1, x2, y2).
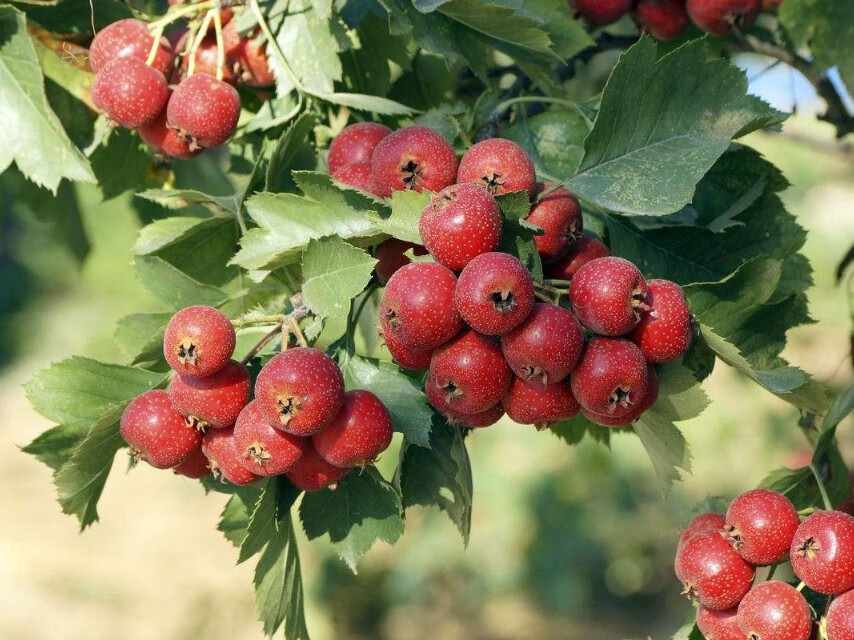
(120, 305, 394, 491)
(325, 122, 693, 429)
(675, 489, 854, 640)
(570, 0, 782, 41)
(89, 9, 271, 158)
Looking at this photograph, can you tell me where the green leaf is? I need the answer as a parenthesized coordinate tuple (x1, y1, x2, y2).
(317, 92, 417, 115)
(90, 128, 149, 201)
(133, 256, 229, 310)
(550, 414, 611, 447)
(21, 423, 89, 471)
(239, 477, 302, 564)
(136, 189, 240, 214)
(372, 190, 430, 244)
(0, 7, 95, 192)
(503, 110, 589, 182)
(633, 409, 691, 496)
(496, 190, 543, 281)
(245, 94, 301, 133)
(761, 445, 850, 510)
(266, 113, 316, 192)
(299, 466, 404, 571)
(301, 237, 377, 321)
(568, 38, 783, 215)
(113, 312, 172, 368)
(649, 362, 710, 423)
(218, 485, 264, 547)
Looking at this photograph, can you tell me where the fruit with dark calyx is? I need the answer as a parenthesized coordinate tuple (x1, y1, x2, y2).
(736, 581, 811, 640)
(582, 364, 659, 427)
(419, 183, 503, 271)
(173, 446, 211, 479)
(254, 347, 345, 436)
(679, 513, 727, 548)
(374, 239, 428, 285)
(456, 138, 536, 197)
(526, 183, 583, 264)
(89, 18, 175, 76)
(91, 57, 169, 129)
(686, 0, 760, 35)
(139, 106, 202, 159)
(826, 589, 854, 640)
(674, 529, 755, 611)
(724, 489, 799, 566)
(696, 606, 746, 640)
(233, 400, 307, 476)
(170, 360, 251, 429)
(570, 257, 649, 336)
(202, 426, 259, 486)
(371, 126, 458, 197)
(629, 279, 693, 363)
(634, 0, 690, 40)
(163, 305, 235, 378)
(380, 314, 433, 370)
(502, 377, 580, 429)
(790, 510, 854, 595)
(544, 236, 611, 281)
(167, 74, 241, 149)
(571, 337, 649, 419)
(120, 390, 201, 469)
(328, 122, 392, 175)
(443, 403, 505, 428)
(331, 161, 376, 194)
(286, 442, 350, 492)
(570, 0, 634, 25)
(313, 390, 393, 468)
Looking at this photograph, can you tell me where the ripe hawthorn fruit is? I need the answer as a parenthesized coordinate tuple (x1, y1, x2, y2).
(581, 363, 659, 427)
(167, 73, 241, 149)
(380, 262, 463, 351)
(570, 0, 634, 25)
(139, 105, 201, 159)
(286, 442, 350, 492)
(629, 279, 693, 363)
(724, 489, 799, 566)
(454, 252, 535, 336)
(233, 400, 306, 476)
(374, 239, 428, 285)
(633, 0, 690, 40)
(456, 138, 536, 197)
(254, 347, 345, 436)
(120, 390, 201, 469)
(736, 581, 812, 640)
(501, 303, 584, 384)
(686, 0, 760, 35)
(442, 403, 505, 428)
(570, 256, 649, 336)
(379, 314, 433, 370)
(330, 161, 376, 193)
(236, 35, 275, 87)
(826, 589, 854, 640)
(170, 359, 251, 429)
(163, 305, 235, 378)
(91, 57, 169, 129)
(674, 529, 755, 611)
(570, 337, 649, 419)
(544, 235, 611, 282)
(202, 426, 259, 486)
(371, 126, 458, 197)
(679, 513, 727, 548)
(89, 18, 175, 76)
(327, 122, 392, 175)
(501, 377, 580, 429)
(419, 183, 503, 271)
(172, 445, 211, 479)
(426, 330, 512, 415)
(313, 390, 393, 468)
(696, 606, 745, 640)
(790, 510, 854, 595)
(526, 183, 583, 264)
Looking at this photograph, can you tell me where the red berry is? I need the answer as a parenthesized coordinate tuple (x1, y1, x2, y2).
(724, 489, 799, 566)
(426, 330, 512, 415)
(571, 337, 649, 419)
(827, 589, 854, 640)
(629, 279, 693, 363)
(737, 581, 812, 640)
(374, 239, 428, 285)
(501, 303, 584, 384)
(456, 138, 536, 197)
(233, 400, 306, 476)
(675, 530, 755, 611)
(502, 377, 579, 429)
(418, 183, 503, 271)
(167, 74, 241, 149)
(570, 256, 649, 336)
(254, 348, 345, 436)
(544, 235, 611, 281)
(380, 314, 433, 370)
(89, 18, 175, 76)
(176, 34, 239, 85)
(91, 57, 169, 128)
(120, 390, 201, 469)
(328, 122, 392, 175)
(790, 510, 854, 595)
(634, 0, 690, 40)
(163, 305, 235, 378)
(172, 445, 211, 479)
(442, 403, 505, 428)
(526, 183, 583, 264)
(679, 513, 727, 548)
(570, 0, 633, 24)
(380, 262, 463, 350)
(202, 426, 259, 486)
(454, 252, 535, 336)
(236, 35, 275, 87)
(285, 442, 349, 492)
(582, 363, 659, 427)
(697, 606, 746, 640)
(139, 103, 202, 159)
(686, 0, 760, 35)
(169, 360, 251, 429)
(312, 390, 393, 468)
(331, 161, 376, 194)
(761, 0, 782, 9)
(371, 126, 458, 197)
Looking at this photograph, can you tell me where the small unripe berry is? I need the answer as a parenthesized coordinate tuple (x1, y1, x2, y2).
(202, 426, 259, 486)
(313, 390, 394, 468)
(169, 359, 251, 429)
(89, 18, 175, 76)
(91, 57, 169, 129)
(233, 400, 306, 476)
(457, 138, 536, 197)
(502, 377, 580, 429)
(167, 74, 241, 149)
(163, 306, 235, 378)
(736, 581, 811, 640)
(526, 183, 583, 264)
(571, 337, 649, 419)
(629, 279, 693, 363)
(328, 122, 391, 175)
(570, 256, 649, 336)
(371, 126, 458, 197)
(544, 235, 611, 281)
(120, 390, 201, 469)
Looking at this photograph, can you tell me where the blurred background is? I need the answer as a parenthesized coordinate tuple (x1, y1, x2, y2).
(1, 56, 853, 640)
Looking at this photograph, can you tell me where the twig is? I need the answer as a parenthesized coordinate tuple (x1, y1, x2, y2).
(212, 8, 226, 82)
(809, 463, 835, 511)
(240, 325, 283, 365)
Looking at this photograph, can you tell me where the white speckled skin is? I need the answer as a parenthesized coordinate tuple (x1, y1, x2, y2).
(544, 236, 611, 281)
(286, 443, 349, 492)
(685, 0, 760, 35)
(163, 305, 236, 378)
(724, 489, 799, 566)
(737, 581, 811, 640)
(170, 360, 250, 429)
(526, 182, 583, 264)
(371, 126, 458, 197)
(630, 279, 693, 363)
(790, 510, 854, 595)
(675, 530, 755, 611)
(328, 123, 391, 175)
(827, 589, 854, 640)
(696, 606, 743, 640)
(570, 256, 649, 336)
(89, 18, 175, 76)
(457, 138, 536, 197)
(202, 426, 259, 486)
(233, 400, 306, 476)
(501, 377, 579, 427)
(92, 57, 169, 129)
(679, 513, 727, 548)
(120, 390, 201, 469)
(582, 363, 658, 427)
(167, 74, 241, 148)
(570, 337, 649, 418)
(312, 390, 393, 468)
(634, 0, 690, 41)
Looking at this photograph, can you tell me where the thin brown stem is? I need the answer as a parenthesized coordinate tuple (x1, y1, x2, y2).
(240, 325, 283, 365)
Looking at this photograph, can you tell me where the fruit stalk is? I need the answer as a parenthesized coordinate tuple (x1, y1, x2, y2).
(187, 10, 215, 78)
(212, 8, 226, 82)
(809, 463, 835, 511)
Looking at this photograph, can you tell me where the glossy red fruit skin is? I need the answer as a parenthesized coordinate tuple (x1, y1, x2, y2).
(374, 239, 428, 285)
(526, 183, 583, 264)
(570, 257, 649, 336)
(328, 122, 392, 175)
(674, 530, 755, 611)
(790, 510, 854, 595)
(202, 426, 259, 486)
(454, 252, 535, 336)
(582, 364, 658, 427)
(233, 400, 306, 476)
(427, 330, 512, 415)
(544, 235, 611, 281)
(169, 360, 251, 429)
(254, 348, 346, 436)
(571, 337, 649, 419)
(736, 581, 812, 640)
(313, 390, 393, 468)
(419, 183, 503, 271)
(827, 589, 854, 640)
(697, 606, 746, 640)
(630, 279, 693, 363)
(371, 126, 458, 197)
(331, 161, 376, 194)
(177, 34, 239, 85)
(89, 18, 175, 76)
(120, 390, 201, 469)
(237, 35, 275, 87)
(634, 0, 690, 40)
(457, 138, 536, 197)
(679, 513, 728, 548)
(502, 377, 580, 428)
(380, 314, 433, 370)
(91, 57, 169, 128)
(571, 0, 633, 24)
(167, 74, 241, 149)
(172, 445, 211, 479)
(164, 305, 236, 378)
(443, 403, 505, 428)
(724, 489, 799, 566)
(501, 303, 584, 384)
(286, 443, 350, 492)
(380, 262, 463, 351)
(686, 0, 760, 35)
(139, 106, 202, 159)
